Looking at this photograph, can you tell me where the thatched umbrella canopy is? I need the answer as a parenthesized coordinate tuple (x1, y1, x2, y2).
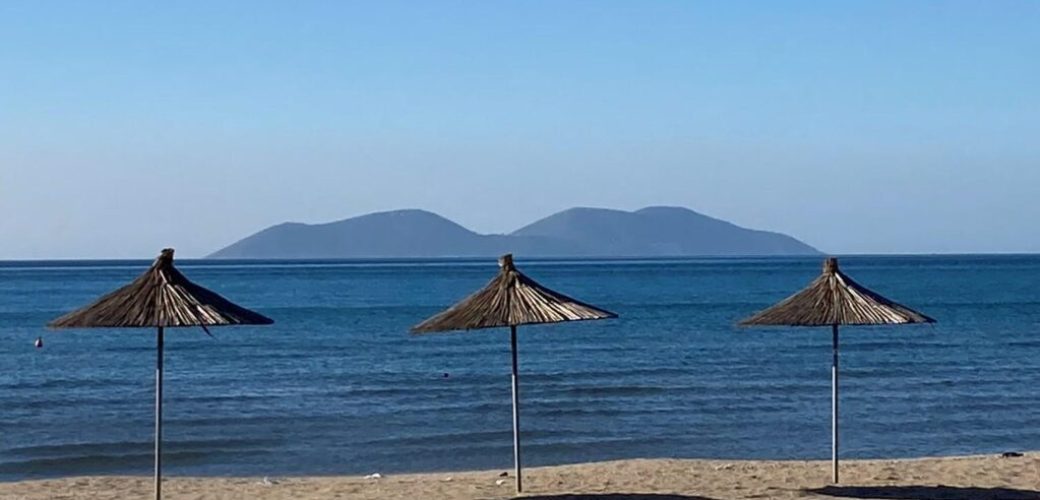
(49, 248, 272, 500)
(412, 254, 616, 493)
(739, 257, 934, 483)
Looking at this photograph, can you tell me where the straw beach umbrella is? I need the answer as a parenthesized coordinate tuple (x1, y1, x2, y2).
(739, 257, 934, 484)
(48, 248, 273, 500)
(412, 254, 616, 493)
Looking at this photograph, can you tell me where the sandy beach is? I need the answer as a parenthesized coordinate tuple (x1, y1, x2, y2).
(2, 453, 1038, 500)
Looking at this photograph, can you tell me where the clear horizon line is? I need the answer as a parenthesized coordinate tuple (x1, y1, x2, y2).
(2, 251, 1039, 263)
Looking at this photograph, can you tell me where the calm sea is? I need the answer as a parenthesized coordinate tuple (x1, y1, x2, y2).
(2, 255, 1039, 481)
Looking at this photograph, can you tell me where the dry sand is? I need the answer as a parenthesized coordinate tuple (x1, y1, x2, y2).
(2, 453, 1039, 500)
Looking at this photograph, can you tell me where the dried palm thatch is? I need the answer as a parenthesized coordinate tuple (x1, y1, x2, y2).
(740, 258, 934, 327)
(49, 248, 273, 328)
(411, 254, 616, 494)
(48, 248, 272, 500)
(738, 257, 934, 485)
(412, 254, 616, 333)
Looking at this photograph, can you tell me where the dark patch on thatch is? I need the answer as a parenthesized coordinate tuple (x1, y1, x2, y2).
(740, 257, 934, 327)
(49, 248, 273, 328)
(412, 254, 616, 333)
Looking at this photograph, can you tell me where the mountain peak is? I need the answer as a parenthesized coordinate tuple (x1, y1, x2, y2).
(635, 206, 696, 214)
(366, 208, 440, 217)
(333, 208, 448, 223)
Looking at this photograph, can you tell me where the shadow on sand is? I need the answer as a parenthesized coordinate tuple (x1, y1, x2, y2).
(807, 485, 1040, 500)
(514, 495, 720, 500)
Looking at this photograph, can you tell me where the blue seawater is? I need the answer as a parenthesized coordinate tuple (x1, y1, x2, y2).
(2, 255, 1039, 480)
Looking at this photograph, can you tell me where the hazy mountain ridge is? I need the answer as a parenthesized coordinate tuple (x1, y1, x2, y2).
(207, 206, 820, 258)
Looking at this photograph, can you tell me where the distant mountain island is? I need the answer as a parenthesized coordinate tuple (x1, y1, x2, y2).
(207, 206, 820, 259)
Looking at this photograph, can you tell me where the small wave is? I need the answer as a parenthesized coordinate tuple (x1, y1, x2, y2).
(0, 449, 256, 477)
(166, 413, 343, 427)
(1, 395, 138, 411)
(524, 367, 694, 383)
(354, 429, 514, 447)
(555, 385, 669, 397)
(1004, 339, 1040, 348)
(166, 393, 280, 404)
(530, 406, 646, 418)
(4, 437, 280, 459)
(525, 436, 663, 454)
(0, 377, 135, 391)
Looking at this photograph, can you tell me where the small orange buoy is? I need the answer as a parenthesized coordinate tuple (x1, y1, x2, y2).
(34, 337, 43, 349)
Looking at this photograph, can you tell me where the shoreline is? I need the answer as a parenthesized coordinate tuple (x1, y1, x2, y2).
(2, 453, 1037, 500)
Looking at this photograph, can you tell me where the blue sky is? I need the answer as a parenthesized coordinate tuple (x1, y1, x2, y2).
(2, 1, 1037, 258)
